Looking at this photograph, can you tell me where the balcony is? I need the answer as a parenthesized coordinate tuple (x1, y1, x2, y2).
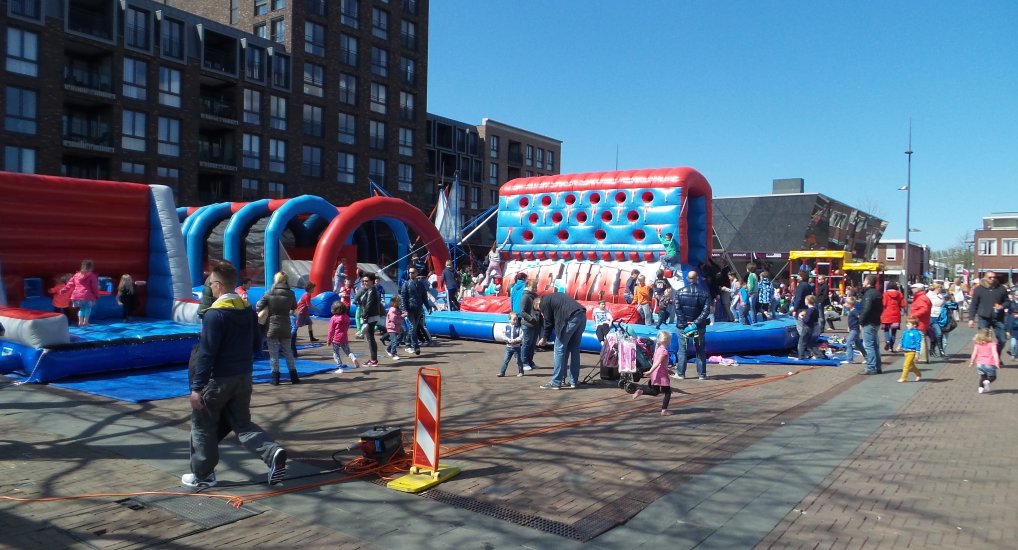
(201, 97, 238, 125)
(67, 0, 114, 41)
(63, 129, 113, 152)
(64, 53, 115, 100)
(202, 31, 239, 75)
(199, 134, 237, 171)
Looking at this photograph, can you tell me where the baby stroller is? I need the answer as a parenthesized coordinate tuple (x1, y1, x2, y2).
(585, 322, 654, 392)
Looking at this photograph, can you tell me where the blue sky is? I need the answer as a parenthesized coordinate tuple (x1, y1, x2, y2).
(426, 1, 1018, 252)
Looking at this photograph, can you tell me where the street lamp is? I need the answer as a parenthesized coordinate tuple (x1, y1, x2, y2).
(900, 126, 913, 289)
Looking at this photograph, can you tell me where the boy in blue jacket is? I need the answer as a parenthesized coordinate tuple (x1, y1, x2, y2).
(899, 316, 923, 382)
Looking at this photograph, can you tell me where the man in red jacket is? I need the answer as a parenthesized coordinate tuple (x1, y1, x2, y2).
(909, 283, 933, 363)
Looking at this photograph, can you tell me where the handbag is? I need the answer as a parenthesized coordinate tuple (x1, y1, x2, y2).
(257, 307, 270, 325)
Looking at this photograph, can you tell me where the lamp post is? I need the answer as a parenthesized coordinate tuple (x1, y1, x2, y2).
(902, 128, 913, 290)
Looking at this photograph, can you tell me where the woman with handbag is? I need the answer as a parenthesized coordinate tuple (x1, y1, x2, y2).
(256, 272, 299, 385)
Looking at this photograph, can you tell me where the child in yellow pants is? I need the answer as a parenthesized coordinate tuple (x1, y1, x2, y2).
(898, 316, 923, 382)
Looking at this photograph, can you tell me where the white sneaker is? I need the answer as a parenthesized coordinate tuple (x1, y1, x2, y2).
(391, 354, 400, 361)
(983, 380, 991, 393)
(516, 372, 524, 377)
(385, 352, 394, 359)
(181, 472, 217, 488)
(523, 365, 533, 371)
(978, 386, 985, 394)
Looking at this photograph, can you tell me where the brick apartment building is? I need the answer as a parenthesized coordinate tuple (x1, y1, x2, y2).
(873, 239, 929, 285)
(973, 212, 1018, 284)
(0, 0, 429, 208)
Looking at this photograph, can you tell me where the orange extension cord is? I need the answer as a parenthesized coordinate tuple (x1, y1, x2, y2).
(1, 366, 822, 508)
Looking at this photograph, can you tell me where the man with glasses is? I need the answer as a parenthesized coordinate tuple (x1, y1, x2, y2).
(184, 263, 288, 488)
(969, 271, 1012, 358)
(399, 267, 430, 355)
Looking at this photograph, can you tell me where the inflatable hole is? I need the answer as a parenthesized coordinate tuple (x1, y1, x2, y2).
(594, 229, 607, 241)
(633, 229, 646, 241)
(519, 197, 529, 208)
(528, 212, 539, 224)
(601, 211, 613, 222)
(614, 191, 627, 204)
(627, 210, 639, 222)
(576, 211, 588, 223)
(523, 230, 534, 242)
(641, 190, 654, 203)
(557, 229, 569, 241)
(541, 195, 552, 207)
(551, 212, 563, 224)
(590, 192, 601, 204)
(564, 194, 577, 205)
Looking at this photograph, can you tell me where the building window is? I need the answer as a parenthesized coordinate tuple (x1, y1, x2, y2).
(372, 8, 389, 39)
(158, 66, 182, 107)
(340, 0, 358, 27)
(525, 145, 533, 166)
(471, 186, 479, 209)
(241, 178, 260, 200)
(489, 135, 499, 158)
(884, 247, 897, 261)
(243, 89, 261, 124)
(489, 163, 498, 185)
(536, 148, 544, 167)
(369, 82, 387, 114)
(303, 62, 324, 97)
(268, 138, 286, 172)
(242, 133, 261, 169)
(253, 23, 267, 38)
(340, 34, 358, 66)
(370, 46, 388, 77)
(301, 145, 322, 178)
(272, 54, 290, 89)
(398, 127, 413, 156)
(546, 151, 554, 170)
(472, 159, 482, 183)
(121, 161, 145, 175)
(254, 0, 268, 16)
(157, 166, 179, 199)
(4, 146, 35, 173)
(268, 181, 284, 198)
(978, 238, 997, 256)
(369, 120, 385, 150)
(125, 7, 150, 50)
(10, 0, 42, 19)
(270, 18, 285, 43)
(4, 86, 37, 134)
(304, 21, 325, 57)
(157, 117, 180, 156)
(160, 18, 184, 59)
(303, 103, 323, 137)
(397, 92, 414, 122)
(123, 57, 148, 100)
(403, 0, 418, 16)
(1001, 238, 1018, 256)
(401, 19, 416, 50)
(339, 73, 357, 105)
(121, 110, 146, 151)
(337, 152, 355, 184)
(306, 0, 326, 17)
(369, 158, 386, 186)
(246, 45, 265, 81)
(270, 95, 286, 130)
(272, 0, 285, 10)
(400, 56, 415, 85)
(398, 163, 413, 192)
(6, 28, 39, 76)
(338, 113, 356, 144)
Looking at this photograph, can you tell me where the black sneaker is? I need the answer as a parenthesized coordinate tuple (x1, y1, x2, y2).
(268, 448, 287, 485)
(539, 382, 561, 390)
(564, 382, 577, 389)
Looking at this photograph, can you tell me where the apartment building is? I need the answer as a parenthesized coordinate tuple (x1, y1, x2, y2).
(973, 212, 1018, 284)
(873, 239, 929, 285)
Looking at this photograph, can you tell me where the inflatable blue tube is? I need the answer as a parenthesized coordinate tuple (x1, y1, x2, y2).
(185, 202, 233, 286)
(263, 196, 337, 286)
(223, 199, 271, 271)
(177, 206, 190, 223)
(181, 204, 212, 245)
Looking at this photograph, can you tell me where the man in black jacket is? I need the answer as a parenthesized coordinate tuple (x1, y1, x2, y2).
(673, 271, 712, 380)
(536, 291, 587, 389)
(518, 279, 542, 371)
(790, 273, 813, 317)
(441, 260, 460, 311)
(858, 274, 884, 375)
(968, 272, 1012, 357)
(399, 267, 430, 355)
(184, 263, 287, 488)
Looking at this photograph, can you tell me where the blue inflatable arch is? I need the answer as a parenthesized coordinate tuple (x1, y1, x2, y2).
(185, 202, 234, 286)
(263, 196, 339, 286)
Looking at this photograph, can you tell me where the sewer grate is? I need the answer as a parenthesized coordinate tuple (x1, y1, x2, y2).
(137, 488, 260, 529)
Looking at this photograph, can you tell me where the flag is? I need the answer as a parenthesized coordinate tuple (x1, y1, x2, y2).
(434, 176, 460, 243)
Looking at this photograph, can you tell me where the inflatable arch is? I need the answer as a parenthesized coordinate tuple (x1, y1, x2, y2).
(222, 198, 288, 274)
(309, 197, 449, 292)
(262, 195, 339, 286)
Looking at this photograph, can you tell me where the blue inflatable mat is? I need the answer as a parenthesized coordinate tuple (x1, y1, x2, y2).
(724, 354, 841, 366)
(44, 358, 337, 403)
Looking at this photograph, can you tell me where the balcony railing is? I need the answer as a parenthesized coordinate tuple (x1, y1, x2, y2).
(63, 72, 115, 98)
(63, 131, 113, 152)
(201, 98, 238, 124)
(67, 7, 112, 40)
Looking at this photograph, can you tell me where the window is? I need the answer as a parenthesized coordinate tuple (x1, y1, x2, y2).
(400, 56, 415, 85)
(340, 34, 358, 66)
(338, 113, 356, 144)
(302, 103, 323, 137)
(272, 0, 285, 10)
(370, 47, 388, 77)
(253, 23, 267, 39)
(158, 66, 182, 107)
(304, 22, 325, 57)
(270, 18, 285, 43)
(401, 19, 416, 50)
(885, 246, 897, 261)
(6, 28, 38, 76)
(4, 86, 37, 134)
(490, 190, 497, 205)
(306, 0, 326, 17)
(254, 0, 268, 16)
(157, 117, 180, 156)
(337, 152, 355, 184)
(242, 178, 260, 200)
(339, 73, 357, 105)
(489, 163, 498, 185)
(125, 7, 149, 50)
(268, 138, 286, 172)
(403, 0, 418, 15)
(471, 186, 480, 209)
(246, 45, 265, 81)
(473, 159, 482, 183)
(121, 161, 145, 175)
(4, 146, 35, 173)
(546, 151, 555, 170)
(157, 166, 179, 198)
(340, 0, 358, 27)
(301, 145, 322, 178)
(271, 54, 290, 89)
(489, 135, 499, 158)
(242, 89, 261, 124)
(369, 82, 387, 114)
(371, 8, 389, 39)
(121, 110, 146, 151)
(398, 127, 413, 156)
(398, 163, 413, 192)
(270, 95, 286, 129)
(978, 238, 997, 256)
(10, 0, 41, 19)
(536, 148, 544, 167)
(123, 58, 147, 99)
(303, 62, 324, 97)
(160, 18, 184, 59)
(525, 145, 533, 166)
(1002, 238, 1018, 256)
(242, 133, 261, 169)
(369, 120, 385, 149)
(399, 91, 415, 120)
(369, 157, 386, 185)
(268, 181, 284, 198)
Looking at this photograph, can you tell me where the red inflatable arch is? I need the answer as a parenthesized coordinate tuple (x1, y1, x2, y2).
(309, 196, 450, 292)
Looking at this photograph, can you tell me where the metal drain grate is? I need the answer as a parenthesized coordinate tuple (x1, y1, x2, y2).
(138, 489, 260, 529)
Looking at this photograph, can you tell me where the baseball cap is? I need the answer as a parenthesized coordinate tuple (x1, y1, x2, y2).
(909, 283, 926, 290)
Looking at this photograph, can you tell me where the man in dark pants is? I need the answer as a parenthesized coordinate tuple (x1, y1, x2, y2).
(184, 263, 287, 488)
(441, 260, 460, 311)
(968, 271, 1012, 358)
(399, 267, 430, 355)
(859, 274, 884, 375)
(673, 271, 712, 380)
(536, 291, 587, 389)
(518, 278, 541, 371)
(789, 273, 813, 318)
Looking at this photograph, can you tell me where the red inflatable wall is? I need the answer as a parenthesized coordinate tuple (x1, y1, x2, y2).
(0, 172, 151, 305)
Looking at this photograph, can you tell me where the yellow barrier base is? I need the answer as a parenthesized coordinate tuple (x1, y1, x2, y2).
(387, 464, 462, 493)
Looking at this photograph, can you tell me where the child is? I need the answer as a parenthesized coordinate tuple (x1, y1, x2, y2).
(841, 296, 866, 365)
(593, 299, 613, 343)
(327, 301, 360, 373)
(898, 316, 923, 382)
(498, 312, 525, 377)
(632, 330, 674, 416)
(296, 282, 318, 342)
(235, 278, 252, 303)
(969, 329, 1001, 394)
(63, 259, 100, 327)
(1008, 310, 1018, 359)
(116, 274, 139, 321)
(339, 279, 354, 307)
(797, 295, 819, 360)
(49, 274, 72, 318)
(655, 288, 674, 329)
(384, 296, 403, 360)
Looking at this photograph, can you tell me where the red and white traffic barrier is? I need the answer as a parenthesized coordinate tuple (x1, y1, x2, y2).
(410, 367, 443, 477)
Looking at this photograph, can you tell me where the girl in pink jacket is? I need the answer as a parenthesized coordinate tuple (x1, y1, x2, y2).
(63, 259, 100, 327)
(632, 331, 675, 416)
(327, 301, 359, 372)
(384, 296, 404, 360)
(970, 329, 1001, 394)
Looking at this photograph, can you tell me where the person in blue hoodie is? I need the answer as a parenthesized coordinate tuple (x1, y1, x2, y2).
(184, 263, 288, 489)
(509, 272, 528, 315)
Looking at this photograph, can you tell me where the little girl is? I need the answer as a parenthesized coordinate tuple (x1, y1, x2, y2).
(384, 296, 403, 360)
(49, 274, 72, 318)
(969, 328, 1001, 394)
(296, 282, 318, 342)
(632, 330, 674, 416)
(63, 259, 100, 327)
(117, 274, 138, 321)
(592, 299, 613, 343)
(327, 301, 360, 373)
